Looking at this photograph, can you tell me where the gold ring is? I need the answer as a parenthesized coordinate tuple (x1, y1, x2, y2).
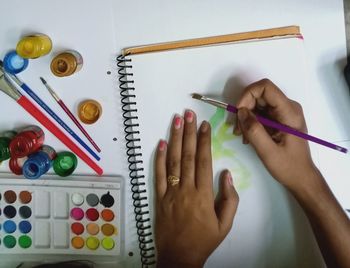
(167, 175, 180, 186)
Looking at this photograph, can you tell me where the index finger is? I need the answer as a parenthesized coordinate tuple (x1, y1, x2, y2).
(236, 78, 289, 110)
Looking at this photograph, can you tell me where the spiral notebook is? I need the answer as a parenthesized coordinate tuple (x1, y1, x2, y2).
(118, 26, 326, 267)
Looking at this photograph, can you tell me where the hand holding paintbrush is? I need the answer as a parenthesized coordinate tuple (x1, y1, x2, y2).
(192, 89, 347, 154)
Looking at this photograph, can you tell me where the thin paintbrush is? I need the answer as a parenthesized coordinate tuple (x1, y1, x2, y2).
(6, 72, 100, 161)
(0, 62, 103, 175)
(192, 93, 348, 154)
(40, 77, 101, 153)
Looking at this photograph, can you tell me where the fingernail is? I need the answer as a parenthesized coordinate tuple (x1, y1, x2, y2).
(225, 170, 233, 186)
(226, 171, 233, 185)
(200, 121, 209, 132)
(158, 140, 167, 151)
(238, 108, 248, 123)
(185, 110, 194, 123)
(174, 115, 182, 129)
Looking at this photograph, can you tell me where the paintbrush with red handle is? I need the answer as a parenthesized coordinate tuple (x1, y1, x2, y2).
(0, 62, 103, 175)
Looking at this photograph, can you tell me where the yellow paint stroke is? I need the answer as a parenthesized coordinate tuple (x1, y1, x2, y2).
(209, 107, 251, 191)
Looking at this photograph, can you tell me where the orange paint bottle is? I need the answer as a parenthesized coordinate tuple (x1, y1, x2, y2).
(50, 50, 83, 77)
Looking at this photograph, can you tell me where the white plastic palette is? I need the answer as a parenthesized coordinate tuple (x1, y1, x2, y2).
(0, 176, 123, 256)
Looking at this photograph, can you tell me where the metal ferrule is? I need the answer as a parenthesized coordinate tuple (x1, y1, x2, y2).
(0, 67, 22, 101)
(200, 96, 228, 109)
(45, 85, 60, 102)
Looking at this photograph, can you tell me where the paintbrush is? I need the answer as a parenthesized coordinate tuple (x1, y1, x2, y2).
(0, 61, 103, 175)
(192, 93, 348, 154)
(6, 72, 100, 161)
(40, 77, 101, 153)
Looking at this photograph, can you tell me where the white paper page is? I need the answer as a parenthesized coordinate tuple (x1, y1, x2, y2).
(129, 37, 325, 267)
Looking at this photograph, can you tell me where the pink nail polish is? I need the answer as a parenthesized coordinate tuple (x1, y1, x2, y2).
(185, 110, 194, 123)
(174, 116, 182, 129)
(227, 172, 233, 185)
(159, 140, 166, 151)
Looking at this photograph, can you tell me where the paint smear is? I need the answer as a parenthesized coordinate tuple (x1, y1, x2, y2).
(209, 108, 251, 191)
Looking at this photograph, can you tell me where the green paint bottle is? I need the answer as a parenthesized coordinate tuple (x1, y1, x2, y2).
(53, 151, 78, 177)
(0, 131, 17, 161)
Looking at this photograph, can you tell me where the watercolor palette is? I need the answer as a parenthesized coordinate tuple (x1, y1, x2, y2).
(0, 177, 123, 256)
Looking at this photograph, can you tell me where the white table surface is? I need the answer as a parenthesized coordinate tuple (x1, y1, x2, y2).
(0, 0, 348, 267)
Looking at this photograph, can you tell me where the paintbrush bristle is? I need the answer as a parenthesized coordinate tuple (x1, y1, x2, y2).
(191, 93, 203, 100)
(40, 77, 47, 85)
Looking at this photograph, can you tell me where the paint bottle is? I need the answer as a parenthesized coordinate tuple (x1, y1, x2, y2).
(16, 34, 52, 59)
(0, 131, 17, 161)
(22, 145, 56, 179)
(9, 126, 45, 158)
(50, 51, 83, 77)
(9, 157, 28, 175)
(3, 51, 29, 74)
(53, 151, 78, 177)
(78, 99, 102, 124)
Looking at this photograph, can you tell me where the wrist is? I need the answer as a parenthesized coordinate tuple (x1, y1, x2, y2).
(288, 168, 330, 211)
(286, 165, 322, 194)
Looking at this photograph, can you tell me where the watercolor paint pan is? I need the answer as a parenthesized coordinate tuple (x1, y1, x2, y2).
(0, 176, 123, 257)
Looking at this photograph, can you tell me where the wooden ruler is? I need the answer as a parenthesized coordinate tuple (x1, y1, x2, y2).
(122, 25, 301, 56)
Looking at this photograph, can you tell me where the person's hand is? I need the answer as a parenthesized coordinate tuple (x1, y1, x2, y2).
(234, 79, 319, 192)
(155, 110, 239, 268)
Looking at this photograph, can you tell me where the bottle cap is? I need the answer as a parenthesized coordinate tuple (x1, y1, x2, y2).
(50, 53, 78, 77)
(78, 100, 102, 124)
(53, 152, 78, 177)
(16, 38, 41, 59)
(3, 51, 29, 74)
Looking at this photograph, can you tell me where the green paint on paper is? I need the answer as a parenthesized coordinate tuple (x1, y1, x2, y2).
(209, 108, 251, 191)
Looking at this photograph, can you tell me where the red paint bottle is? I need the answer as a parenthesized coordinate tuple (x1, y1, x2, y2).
(9, 157, 28, 175)
(9, 126, 45, 158)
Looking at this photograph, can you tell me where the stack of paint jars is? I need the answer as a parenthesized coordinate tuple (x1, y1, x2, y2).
(4, 33, 83, 77)
(0, 125, 78, 179)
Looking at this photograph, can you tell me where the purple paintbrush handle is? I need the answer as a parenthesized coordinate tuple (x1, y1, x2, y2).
(227, 104, 347, 154)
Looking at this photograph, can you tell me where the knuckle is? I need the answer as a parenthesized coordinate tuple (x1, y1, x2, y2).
(245, 121, 261, 136)
(182, 150, 195, 163)
(199, 134, 211, 147)
(184, 125, 196, 136)
(168, 159, 180, 171)
(197, 157, 211, 170)
(291, 100, 303, 113)
(260, 78, 272, 86)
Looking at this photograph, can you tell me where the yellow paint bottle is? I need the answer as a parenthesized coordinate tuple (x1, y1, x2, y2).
(50, 50, 83, 77)
(16, 34, 52, 59)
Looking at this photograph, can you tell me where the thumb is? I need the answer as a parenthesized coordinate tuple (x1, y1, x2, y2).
(237, 107, 277, 159)
(215, 170, 239, 235)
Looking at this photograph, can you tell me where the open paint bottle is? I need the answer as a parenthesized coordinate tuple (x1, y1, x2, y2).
(53, 151, 78, 177)
(3, 51, 29, 74)
(22, 145, 56, 179)
(50, 50, 83, 77)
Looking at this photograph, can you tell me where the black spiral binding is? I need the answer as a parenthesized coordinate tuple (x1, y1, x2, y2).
(117, 54, 156, 267)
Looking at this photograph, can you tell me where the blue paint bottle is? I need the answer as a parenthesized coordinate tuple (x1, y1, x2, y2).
(22, 145, 56, 179)
(3, 51, 29, 74)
